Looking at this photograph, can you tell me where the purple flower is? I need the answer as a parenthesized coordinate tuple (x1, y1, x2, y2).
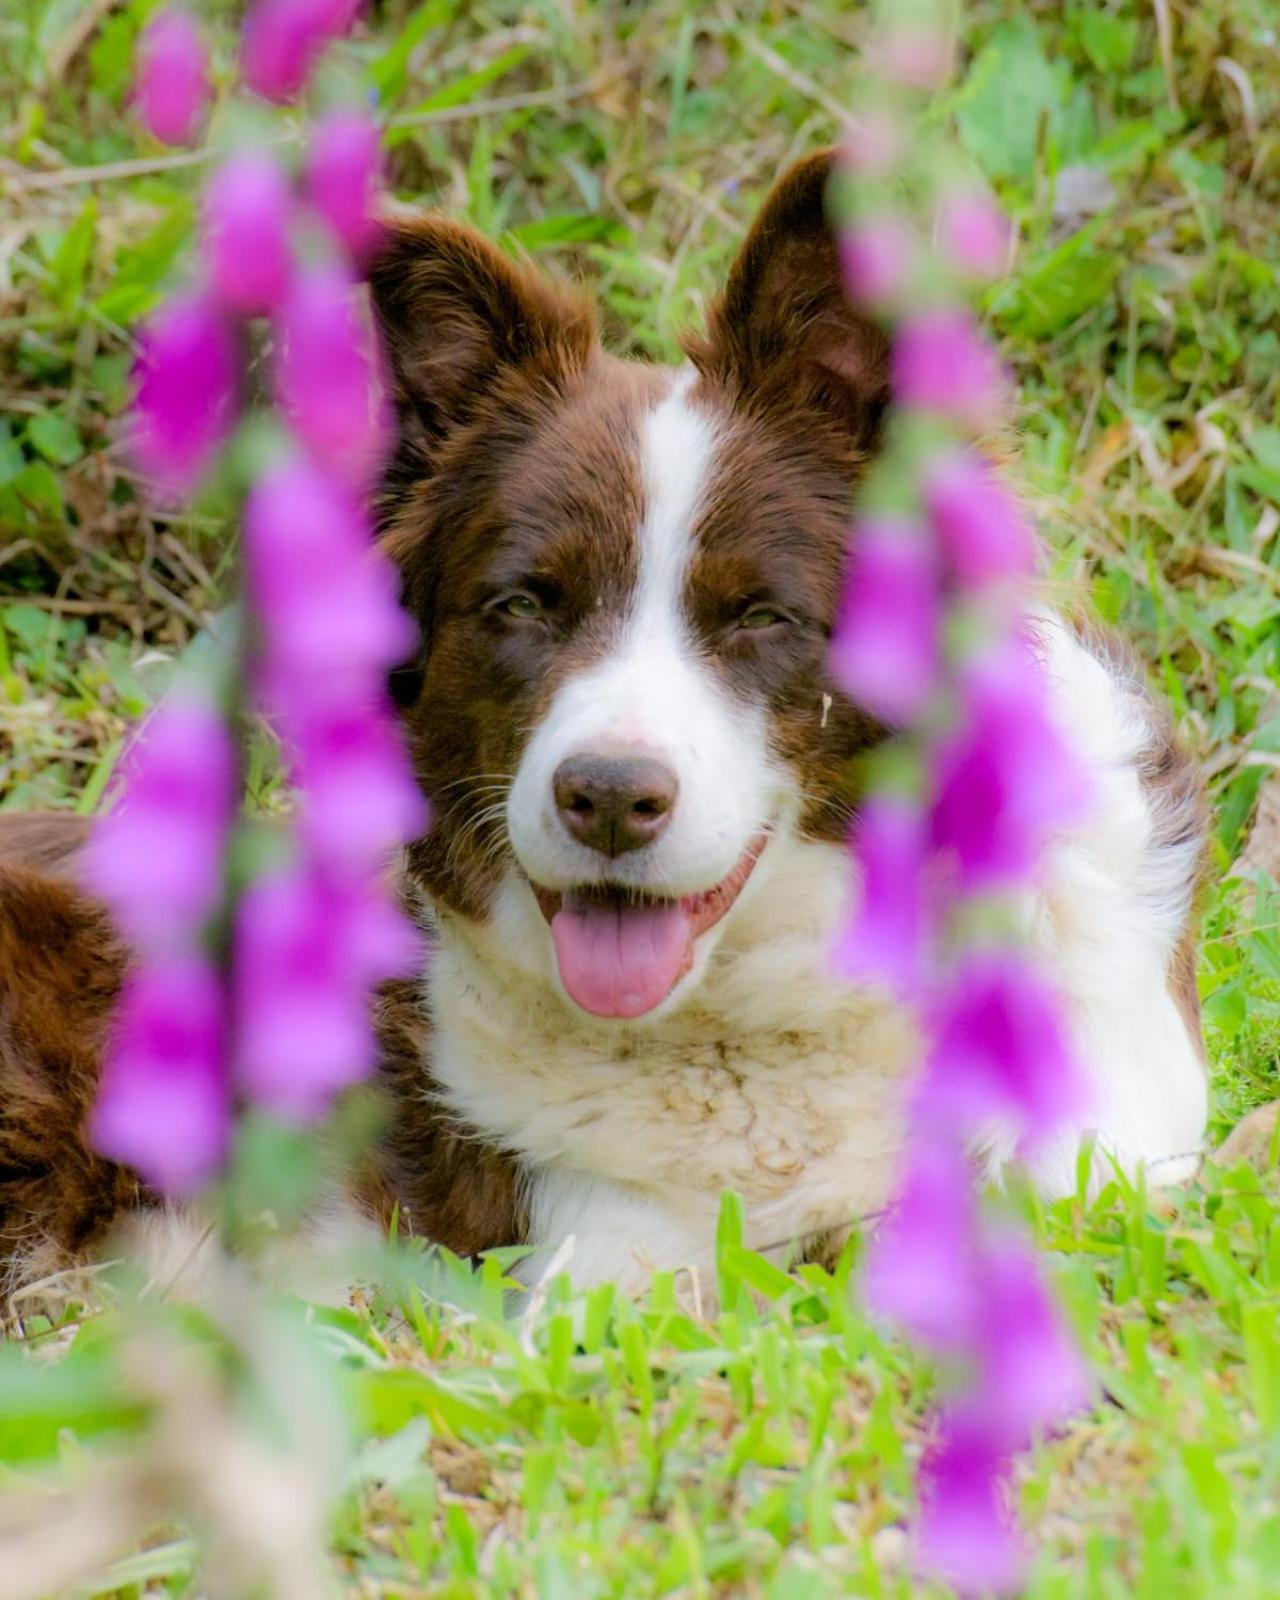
(82, 693, 234, 950)
(306, 109, 385, 263)
(921, 951, 1091, 1145)
(243, 457, 415, 685)
(925, 451, 1037, 590)
(831, 519, 940, 725)
(92, 955, 230, 1195)
(835, 795, 931, 994)
(929, 638, 1092, 888)
(939, 192, 1012, 280)
(893, 309, 1005, 426)
(840, 215, 915, 306)
(234, 861, 412, 1118)
(876, 27, 954, 91)
(135, 10, 209, 146)
(842, 110, 903, 179)
(131, 293, 238, 495)
(976, 1231, 1092, 1445)
(915, 1409, 1025, 1596)
(288, 689, 428, 869)
(864, 1135, 979, 1352)
(203, 153, 294, 316)
(273, 265, 390, 487)
(242, 0, 363, 104)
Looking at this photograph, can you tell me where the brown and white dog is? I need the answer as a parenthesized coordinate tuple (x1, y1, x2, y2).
(0, 152, 1210, 1299)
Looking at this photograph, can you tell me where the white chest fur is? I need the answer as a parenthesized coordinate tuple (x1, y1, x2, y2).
(425, 838, 917, 1279)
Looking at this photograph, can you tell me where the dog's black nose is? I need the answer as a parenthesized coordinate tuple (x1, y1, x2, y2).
(553, 753, 678, 857)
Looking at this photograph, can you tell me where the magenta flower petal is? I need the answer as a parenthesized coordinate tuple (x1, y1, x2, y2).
(925, 451, 1037, 590)
(840, 215, 915, 306)
(976, 1231, 1092, 1445)
(81, 693, 234, 950)
(835, 796, 931, 994)
(132, 293, 238, 495)
(203, 153, 294, 316)
(893, 309, 1005, 425)
(273, 265, 390, 487)
(922, 951, 1091, 1145)
(244, 457, 415, 683)
(135, 10, 209, 146)
(930, 639, 1092, 887)
(842, 110, 904, 179)
(92, 955, 230, 1196)
(307, 109, 385, 263)
(242, 0, 362, 103)
(831, 519, 940, 724)
(877, 27, 955, 91)
(939, 191, 1012, 280)
(864, 1136, 979, 1352)
(234, 863, 394, 1118)
(290, 698, 428, 869)
(915, 1410, 1025, 1596)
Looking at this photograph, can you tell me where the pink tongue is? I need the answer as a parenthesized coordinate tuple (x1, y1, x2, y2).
(551, 896, 694, 1018)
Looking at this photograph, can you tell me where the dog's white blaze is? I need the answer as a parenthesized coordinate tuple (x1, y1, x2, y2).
(505, 374, 781, 899)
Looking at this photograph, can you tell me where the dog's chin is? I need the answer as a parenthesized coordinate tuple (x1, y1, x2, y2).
(526, 835, 769, 1022)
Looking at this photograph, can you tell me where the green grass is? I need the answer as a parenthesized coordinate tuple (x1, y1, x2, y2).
(3, 1, 1280, 1595)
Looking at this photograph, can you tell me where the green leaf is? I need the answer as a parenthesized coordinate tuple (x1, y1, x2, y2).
(25, 409, 83, 466)
(956, 20, 1069, 181)
(11, 460, 63, 519)
(507, 214, 628, 251)
(47, 196, 97, 311)
(1247, 427, 1280, 475)
(0, 421, 24, 485)
(395, 44, 530, 122)
(1075, 11, 1138, 72)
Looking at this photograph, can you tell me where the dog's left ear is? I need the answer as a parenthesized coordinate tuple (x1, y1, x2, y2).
(688, 150, 888, 449)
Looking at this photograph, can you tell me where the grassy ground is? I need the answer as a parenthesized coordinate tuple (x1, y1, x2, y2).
(3, 1, 1280, 1595)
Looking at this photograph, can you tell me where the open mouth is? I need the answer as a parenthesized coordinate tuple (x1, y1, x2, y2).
(531, 836, 769, 1020)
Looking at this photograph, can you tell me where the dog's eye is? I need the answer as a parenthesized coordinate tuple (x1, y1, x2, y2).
(495, 592, 544, 621)
(737, 603, 787, 631)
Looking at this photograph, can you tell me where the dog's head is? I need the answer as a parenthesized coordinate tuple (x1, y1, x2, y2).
(370, 151, 889, 1021)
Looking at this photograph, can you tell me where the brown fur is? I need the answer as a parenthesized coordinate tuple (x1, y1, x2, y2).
(0, 828, 141, 1295)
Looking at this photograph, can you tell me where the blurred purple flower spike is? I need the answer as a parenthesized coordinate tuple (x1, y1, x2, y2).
(831, 518, 940, 725)
(235, 859, 415, 1119)
(923, 951, 1091, 1146)
(274, 264, 390, 487)
(893, 308, 1005, 426)
(135, 10, 210, 147)
(864, 1134, 979, 1351)
(132, 293, 238, 496)
(243, 0, 364, 103)
(977, 1230, 1093, 1444)
(291, 693, 428, 870)
(915, 1409, 1025, 1596)
(244, 458, 414, 684)
(840, 215, 915, 307)
(939, 191, 1013, 280)
(836, 795, 931, 995)
(92, 956, 230, 1196)
(203, 152, 294, 316)
(307, 108, 386, 263)
(926, 450, 1037, 590)
(930, 638, 1092, 888)
(82, 693, 235, 950)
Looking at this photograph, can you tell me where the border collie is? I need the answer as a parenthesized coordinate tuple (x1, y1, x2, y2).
(0, 151, 1209, 1299)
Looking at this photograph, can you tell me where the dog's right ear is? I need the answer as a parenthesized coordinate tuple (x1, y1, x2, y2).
(367, 213, 596, 483)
